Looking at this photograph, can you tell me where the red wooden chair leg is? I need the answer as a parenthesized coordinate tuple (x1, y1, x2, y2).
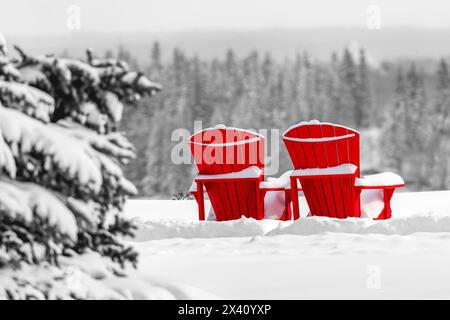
(354, 188, 362, 217)
(284, 189, 292, 221)
(381, 188, 395, 220)
(256, 182, 264, 220)
(290, 177, 300, 220)
(196, 182, 205, 221)
(260, 189, 267, 220)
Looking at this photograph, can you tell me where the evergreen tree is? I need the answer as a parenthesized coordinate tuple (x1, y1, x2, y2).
(384, 69, 408, 172)
(404, 64, 431, 188)
(149, 41, 163, 81)
(430, 59, 450, 188)
(340, 48, 359, 126)
(357, 48, 371, 127)
(0, 35, 161, 276)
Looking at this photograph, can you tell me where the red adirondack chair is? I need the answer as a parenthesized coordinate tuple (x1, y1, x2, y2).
(283, 120, 404, 220)
(189, 125, 295, 221)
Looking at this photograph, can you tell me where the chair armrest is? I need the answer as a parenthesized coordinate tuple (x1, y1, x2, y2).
(355, 172, 405, 189)
(260, 170, 302, 190)
(291, 163, 357, 179)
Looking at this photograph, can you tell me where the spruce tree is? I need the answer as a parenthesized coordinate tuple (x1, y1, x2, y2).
(0, 34, 161, 274)
(340, 48, 358, 126)
(357, 48, 371, 127)
(431, 59, 450, 188)
(384, 69, 408, 173)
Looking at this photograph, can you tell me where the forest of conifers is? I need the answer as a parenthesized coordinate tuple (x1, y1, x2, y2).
(115, 42, 450, 198)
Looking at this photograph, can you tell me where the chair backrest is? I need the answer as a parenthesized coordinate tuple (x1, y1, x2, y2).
(283, 120, 360, 176)
(189, 124, 265, 176)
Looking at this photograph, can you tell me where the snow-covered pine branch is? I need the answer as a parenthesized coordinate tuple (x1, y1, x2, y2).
(0, 80, 55, 122)
(0, 125, 16, 178)
(0, 106, 137, 202)
(0, 179, 78, 240)
(57, 119, 136, 164)
(0, 57, 22, 82)
(13, 46, 161, 132)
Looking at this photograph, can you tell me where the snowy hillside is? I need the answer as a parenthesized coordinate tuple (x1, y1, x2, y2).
(124, 191, 450, 299)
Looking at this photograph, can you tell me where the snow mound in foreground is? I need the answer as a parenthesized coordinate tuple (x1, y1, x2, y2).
(132, 217, 280, 241)
(0, 250, 217, 300)
(132, 213, 450, 241)
(268, 214, 450, 236)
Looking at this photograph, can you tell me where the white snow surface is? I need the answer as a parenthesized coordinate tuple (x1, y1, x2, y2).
(124, 191, 450, 299)
(356, 172, 405, 187)
(194, 165, 262, 181)
(0, 250, 216, 300)
(292, 163, 357, 176)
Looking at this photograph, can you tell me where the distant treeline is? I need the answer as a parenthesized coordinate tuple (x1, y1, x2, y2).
(115, 42, 450, 198)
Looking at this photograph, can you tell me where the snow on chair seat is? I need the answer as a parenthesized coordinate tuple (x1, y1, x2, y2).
(291, 163, 358, 178)
(283, 120, 404, 220)
(194, 166, 262, 182)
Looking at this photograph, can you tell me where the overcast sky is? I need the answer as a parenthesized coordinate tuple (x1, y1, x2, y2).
(1, 0, 450, 35)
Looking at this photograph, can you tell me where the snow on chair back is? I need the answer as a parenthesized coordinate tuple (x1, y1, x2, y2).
(283, 120, 361, 218)
(189, 125, 265, 221)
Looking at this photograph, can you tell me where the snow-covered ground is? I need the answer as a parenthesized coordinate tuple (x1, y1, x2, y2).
(125, 191, 450, 299)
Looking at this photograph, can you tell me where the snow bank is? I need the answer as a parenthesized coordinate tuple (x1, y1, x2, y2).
(0, 250, 217, 300)
(129, 190, 450, 240)
(123, 191, 450, 300)
(268, 214, 450, 236)
(132, 217, 280, 241)
(125, 191, 450, 241)
(132, 212, 450, 242)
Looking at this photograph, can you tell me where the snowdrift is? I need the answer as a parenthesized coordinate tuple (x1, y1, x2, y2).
(125, 191, 450, 300)
(133, 213, 450, 241)
(130, 191, 450, 240)
(0, 250, 217, 300)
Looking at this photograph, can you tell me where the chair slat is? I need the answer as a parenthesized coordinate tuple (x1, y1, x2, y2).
(320, 124, 345, 217)
(308, 124, 338, 218)
(297, 125, 329, 216)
